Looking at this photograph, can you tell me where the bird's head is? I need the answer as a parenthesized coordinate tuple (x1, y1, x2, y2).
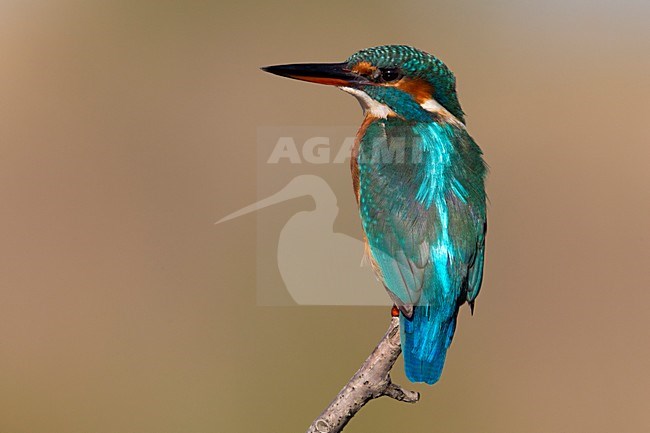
(262, 45, 464, 123)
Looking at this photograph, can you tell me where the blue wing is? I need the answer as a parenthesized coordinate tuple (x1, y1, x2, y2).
(357, 118, 486, 383)
(467, 220, 487, 312)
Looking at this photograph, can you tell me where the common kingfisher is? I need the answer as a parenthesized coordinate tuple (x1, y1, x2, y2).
(262, 45, 487, 385)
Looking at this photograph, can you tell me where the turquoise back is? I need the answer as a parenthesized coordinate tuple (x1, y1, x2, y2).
(357, 116, 486, 383)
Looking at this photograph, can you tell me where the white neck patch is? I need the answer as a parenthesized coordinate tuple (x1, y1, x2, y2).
(420, 97, 465, 127)
(420, 98, 444, 113)
(339, 87, 396, 118)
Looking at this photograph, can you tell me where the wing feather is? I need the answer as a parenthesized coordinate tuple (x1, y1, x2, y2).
(357, 118, 486, 311)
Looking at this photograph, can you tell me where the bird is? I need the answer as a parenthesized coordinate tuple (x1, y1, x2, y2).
(262, 45, 487, 385)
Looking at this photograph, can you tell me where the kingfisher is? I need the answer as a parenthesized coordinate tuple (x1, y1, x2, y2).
(262, 45, 487, 385)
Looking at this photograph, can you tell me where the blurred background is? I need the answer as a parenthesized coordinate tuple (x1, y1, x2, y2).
(1, 1, 649, 432)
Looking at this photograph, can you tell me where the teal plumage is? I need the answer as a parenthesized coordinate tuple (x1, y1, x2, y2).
(349, 46, 487, 384)
(357, 118, 486, 383)
(262, 45, 487, 384)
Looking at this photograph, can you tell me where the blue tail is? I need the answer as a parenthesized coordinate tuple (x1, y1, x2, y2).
(400, 305, 458, 384)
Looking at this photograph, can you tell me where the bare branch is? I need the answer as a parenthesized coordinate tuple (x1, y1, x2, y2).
(306, 317, 420, 433)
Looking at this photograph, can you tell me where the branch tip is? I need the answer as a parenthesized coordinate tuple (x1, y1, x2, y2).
(383, 382, 420, 403)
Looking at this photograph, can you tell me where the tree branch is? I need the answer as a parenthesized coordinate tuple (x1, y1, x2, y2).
(306, 317, 420, 433)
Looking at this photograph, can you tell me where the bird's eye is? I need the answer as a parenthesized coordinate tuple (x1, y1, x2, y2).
(379, 68, 402, 82)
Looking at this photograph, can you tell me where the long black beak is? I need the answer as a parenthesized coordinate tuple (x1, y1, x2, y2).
(261, 62, 366, 87)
